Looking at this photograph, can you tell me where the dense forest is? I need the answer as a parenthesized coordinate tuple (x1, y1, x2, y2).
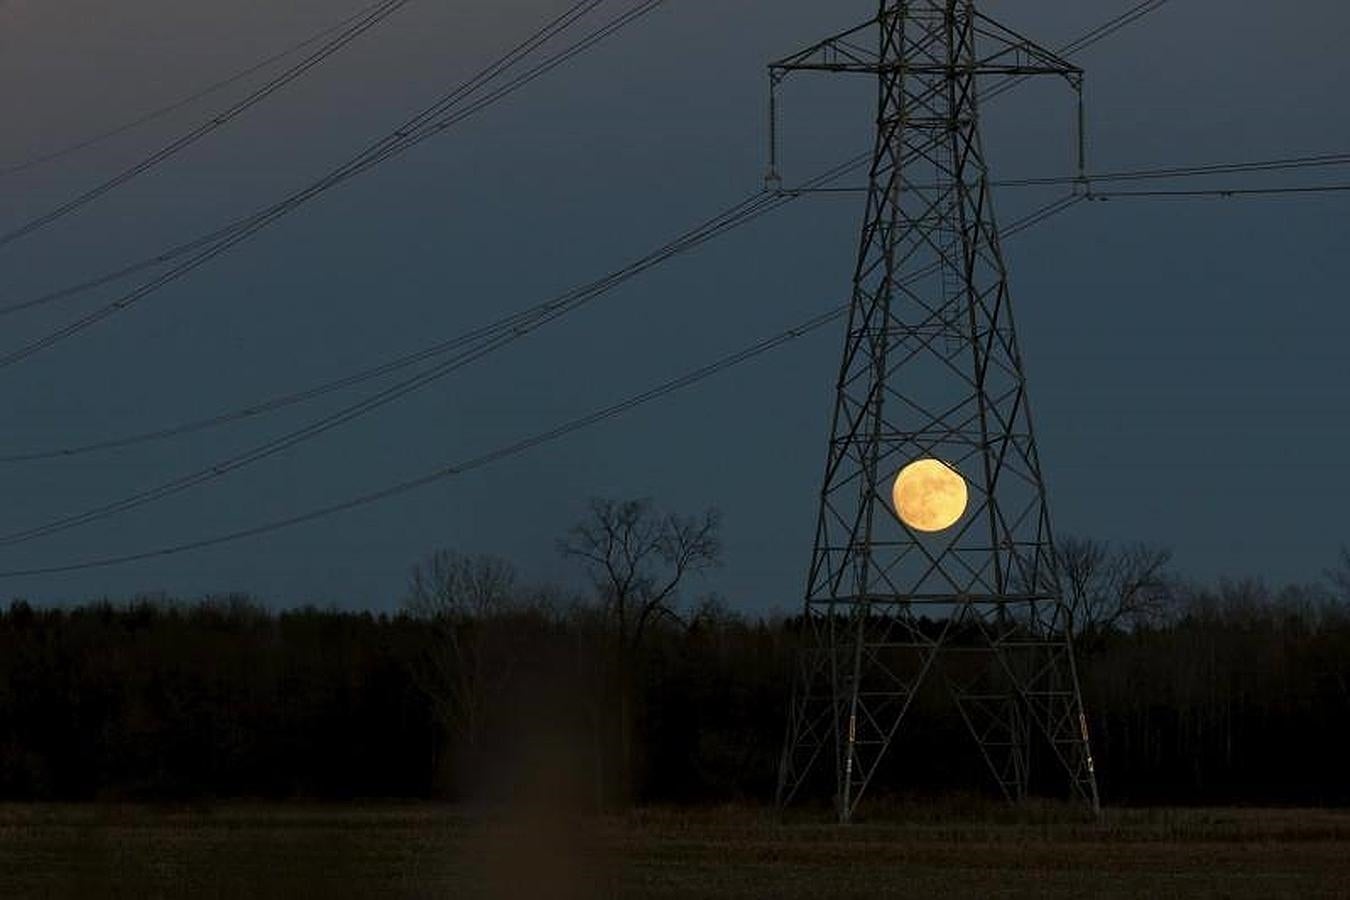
(0, 499, 1347, 809)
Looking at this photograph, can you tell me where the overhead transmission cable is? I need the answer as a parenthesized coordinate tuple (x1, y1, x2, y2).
(0, 0, 1172, 549)
(1087, 184, 1350, 199)
(0, 0, 1184, 465)
(778, 150, 1350, 196)
(0, 163, 857, 464)
(985, 0, 1172, 99)
(0, 0, 418, 250)
(0, 0, 402, 180)
(0, 193, 1085, 578)
(0, 156, 866, 547)
(0, 0, 1175, 573)
(29, 148, 1342, 321)
(0, 0, 610, 321)
(1058, 0, 1172, 55)
(997, 151, 1350, 188)
(3, 0, 1164, 323)
(0, 0, 664, 373)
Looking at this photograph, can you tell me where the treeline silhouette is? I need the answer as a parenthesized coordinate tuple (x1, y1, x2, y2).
(1, 585, 1345, 806)
(0, 505, 1346, 808)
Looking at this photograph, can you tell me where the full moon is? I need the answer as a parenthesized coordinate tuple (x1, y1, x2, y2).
(892, 458, 968, 533)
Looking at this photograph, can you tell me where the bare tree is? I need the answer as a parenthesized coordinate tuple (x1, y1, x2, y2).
(405, 549, 517, 621)
(688, 593, 742, 631)
(1054, 536, 1173, 638)
(558, 497, 721, 804)
(559, 498, 721, 654)
(1326, 545, 1350, 602)
(402, 549, 520, 787)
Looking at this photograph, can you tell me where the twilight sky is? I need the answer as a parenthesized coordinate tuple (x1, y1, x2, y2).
(0, 0, 1347, 611)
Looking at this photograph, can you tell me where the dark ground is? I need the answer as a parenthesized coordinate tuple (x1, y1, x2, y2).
(1, 803, 1347, 898)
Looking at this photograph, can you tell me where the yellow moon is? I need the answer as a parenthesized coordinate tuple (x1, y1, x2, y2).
(892, 458, 968, 533)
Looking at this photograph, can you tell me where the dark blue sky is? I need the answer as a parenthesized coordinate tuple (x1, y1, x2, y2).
(0, 0, 1347, 612)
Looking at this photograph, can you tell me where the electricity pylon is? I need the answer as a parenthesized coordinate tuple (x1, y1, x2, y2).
(773, 0, 1100, 822)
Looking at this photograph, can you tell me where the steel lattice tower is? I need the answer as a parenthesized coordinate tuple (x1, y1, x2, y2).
(774, 0, 1100, 822)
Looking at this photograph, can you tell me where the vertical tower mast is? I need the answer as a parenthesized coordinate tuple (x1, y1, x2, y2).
(774, 0, 1099, 822)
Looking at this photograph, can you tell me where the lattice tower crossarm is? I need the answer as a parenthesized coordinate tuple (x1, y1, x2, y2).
(773, 0, 1100, 823)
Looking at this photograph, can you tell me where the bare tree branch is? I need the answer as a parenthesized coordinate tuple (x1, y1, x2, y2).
(1054, 536, 1173, 638)
(559, 499, 721, 651)
(1326, 545, 1350, 601)
(401, 549, 520, 754)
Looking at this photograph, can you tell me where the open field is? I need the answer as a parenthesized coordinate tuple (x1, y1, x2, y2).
(1, 803, 1348, 898)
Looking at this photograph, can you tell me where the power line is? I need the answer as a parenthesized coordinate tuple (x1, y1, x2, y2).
(0, 0, 662, 373)
(0, 221, 251, 320)
(0, 0, 1167, 563)
(1, 0, 1168, 323)
(0, 0, 1192, 466)
(1089, 184, 1350, 199)
(0, 160, 1099, 479)
(0, 187, 815, 465)
(0, 194, 1081, 577)
(986, 0, 1173, 99)
(1059, 0, 1172, 56)
(0, 0, 418, 250)
(0, 310, 843, 579)
(43, 136, 1131, 468)
(0, 0, 610, 322)
(0, 0, 399, 180)
(1002, 152, 1350, 188)
(778, 150, 1350, 196)
(0, 157, 868, 547)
